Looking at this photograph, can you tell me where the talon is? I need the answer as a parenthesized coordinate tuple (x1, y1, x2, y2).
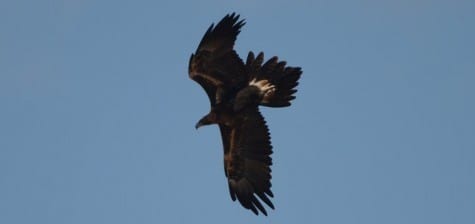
(264, 87, 275, 97)
(249, 78, 276, 97)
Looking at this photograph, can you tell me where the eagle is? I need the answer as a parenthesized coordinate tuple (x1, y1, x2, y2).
(188, 13, 302, 216)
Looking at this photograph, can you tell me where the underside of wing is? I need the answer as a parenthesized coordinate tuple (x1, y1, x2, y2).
(246, 51, 302, 107)
(189, 13, 248, 105)
(220, 108, 274, 215)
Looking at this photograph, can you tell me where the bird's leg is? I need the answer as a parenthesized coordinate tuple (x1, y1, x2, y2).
(249, 78, 276, 97)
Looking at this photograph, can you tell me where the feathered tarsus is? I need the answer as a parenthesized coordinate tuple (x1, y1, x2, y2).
(189, 13, 302, 216)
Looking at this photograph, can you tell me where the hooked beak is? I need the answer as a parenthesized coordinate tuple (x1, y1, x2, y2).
(195, 121, 203, 130)
(195, 115, 212, 130)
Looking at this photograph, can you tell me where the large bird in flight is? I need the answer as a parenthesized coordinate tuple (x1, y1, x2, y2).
(188, 13, 302, 216)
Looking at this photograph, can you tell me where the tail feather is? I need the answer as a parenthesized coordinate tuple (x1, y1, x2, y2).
(246, 51, 302, 107)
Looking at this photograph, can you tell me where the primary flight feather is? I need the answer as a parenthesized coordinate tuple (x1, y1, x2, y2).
(189, 13, 302, 216)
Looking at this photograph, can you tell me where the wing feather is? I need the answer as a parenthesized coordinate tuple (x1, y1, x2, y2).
(189, 13, 247, 105)
(220, 108, 274, 215)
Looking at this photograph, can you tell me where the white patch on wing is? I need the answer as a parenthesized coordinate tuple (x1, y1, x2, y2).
(249, 78, 276, 97)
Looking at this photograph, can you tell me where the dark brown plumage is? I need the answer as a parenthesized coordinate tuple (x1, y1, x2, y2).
(189, 13, 302, 216)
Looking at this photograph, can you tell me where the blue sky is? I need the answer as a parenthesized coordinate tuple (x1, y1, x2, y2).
(1, 0, 474, 223)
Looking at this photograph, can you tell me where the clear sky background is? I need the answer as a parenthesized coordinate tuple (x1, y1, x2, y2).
(1, 0, 474, 223)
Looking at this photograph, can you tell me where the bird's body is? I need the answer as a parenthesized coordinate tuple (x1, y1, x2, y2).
(189, 13, 302, 216)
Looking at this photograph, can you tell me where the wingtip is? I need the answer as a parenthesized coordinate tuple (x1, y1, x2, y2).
(227, 12, 240, 20)
(225, 12, 246, 29)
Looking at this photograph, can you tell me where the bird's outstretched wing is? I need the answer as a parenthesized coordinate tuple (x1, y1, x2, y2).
(189, 13, 247, 105)
(219, 108, 274, 215)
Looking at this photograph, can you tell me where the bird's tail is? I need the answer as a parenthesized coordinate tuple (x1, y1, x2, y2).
(246, 51, 302, 107)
